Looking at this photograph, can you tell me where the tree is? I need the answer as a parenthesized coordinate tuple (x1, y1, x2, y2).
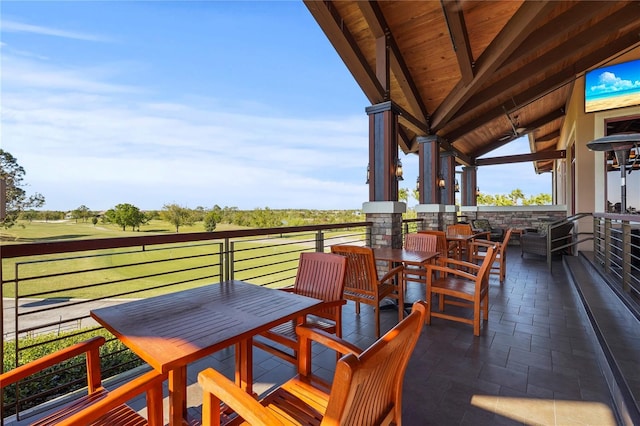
(104, 203, 146, 231)
(161, 203, 194, 233)
(203, 211, 217, 232)
(0, 150, 45, 228)
(72, 205, 91, 223)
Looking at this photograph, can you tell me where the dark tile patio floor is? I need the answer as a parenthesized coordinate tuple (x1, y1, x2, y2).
(9, 247, 620, 425)
(170, 248, 618, 425)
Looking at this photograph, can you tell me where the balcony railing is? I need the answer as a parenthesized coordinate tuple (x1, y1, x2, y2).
(1, 221, 371, 420)
(593, 213, 640, 306)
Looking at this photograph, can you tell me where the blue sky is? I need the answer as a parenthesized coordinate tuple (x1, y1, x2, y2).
(1, 1, 550, 211)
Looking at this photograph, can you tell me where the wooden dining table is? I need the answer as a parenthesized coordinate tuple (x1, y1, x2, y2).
(90, 280, 324, 426)
(445, 233, 478, 261)
(374, 248, 439, 314)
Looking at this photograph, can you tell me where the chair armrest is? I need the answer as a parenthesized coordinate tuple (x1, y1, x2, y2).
(56, 369, 167, 426)
(379, 264, 404, 284)
(426, 264, 478, 281)
(296, 324, 363, 357)
(279, 287, 296, 293)
(436, 257, 481, 272)
(0, 336, 105, 389)
(198, 367, 285, 426)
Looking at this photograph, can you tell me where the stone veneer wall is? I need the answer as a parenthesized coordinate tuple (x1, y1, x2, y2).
(460, 206, 567, 230)
(367, 213, 404, 249)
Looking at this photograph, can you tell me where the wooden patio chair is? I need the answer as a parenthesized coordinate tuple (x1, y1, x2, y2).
(198, 301, 427, 426)
(330, 245, 404, 338)
(402, 233, 438, 294)
(469, 228, 513, 283)
(254, 252, 347, 364)
(0, 336, 166, 426)
(446, 223, 475, 260)
(418, 230, 458, 260)
(425, 245, 497, 336)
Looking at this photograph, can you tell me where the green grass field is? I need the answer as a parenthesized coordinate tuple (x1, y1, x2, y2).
(1, 220, 326, 299)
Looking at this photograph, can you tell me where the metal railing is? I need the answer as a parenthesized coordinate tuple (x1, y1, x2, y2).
(546, 212, 594, 270)
(1, 222, 370, 420)
(593, 213, 640, 303)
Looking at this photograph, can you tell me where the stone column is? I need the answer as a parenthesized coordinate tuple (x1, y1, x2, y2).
(363, 201, 406, 249)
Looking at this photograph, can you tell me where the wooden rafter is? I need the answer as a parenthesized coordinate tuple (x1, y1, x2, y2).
(430, 1, 555, 131)
(476, 150, 566, 166)
(441, 0, 474, 84)
(473, 108, 565, 158)
(454, 3, 640, 122)
(358, 1, 429, 125)
(445, 29, 640, 143)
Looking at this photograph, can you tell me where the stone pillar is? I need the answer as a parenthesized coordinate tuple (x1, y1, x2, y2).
(363, 201, 405, 249)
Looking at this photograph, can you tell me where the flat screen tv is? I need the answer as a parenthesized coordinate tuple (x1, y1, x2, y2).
(585, 58, 640, 113)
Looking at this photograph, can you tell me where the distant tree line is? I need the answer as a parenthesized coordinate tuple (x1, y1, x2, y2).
(18, 203, 363, 233)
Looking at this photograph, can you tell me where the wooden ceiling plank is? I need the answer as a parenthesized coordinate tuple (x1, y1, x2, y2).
(535, 130, 561, 143)
(476, 150, 566, 167)
(454, 3, 640, 121)
(441, 0, 474, 84)
(303, 0, 384, 103)
(430, 1, 555, 131)
(445, 29, 640, 142)
(505, 1, 611, 66)
(358, 1, 429, 124)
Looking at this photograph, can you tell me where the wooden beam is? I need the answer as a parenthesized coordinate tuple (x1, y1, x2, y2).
(303, 1, 384, 103)
(472, 108, 565, 158)
(535, 130, 561, 144)
(476, 150, 566, 166)
(454, 3, 640, 122)
(430, 1, 555, 131)
(358, 1, 429, 124)
(445, 28, 640, 143)
(441, 0, 474, 84)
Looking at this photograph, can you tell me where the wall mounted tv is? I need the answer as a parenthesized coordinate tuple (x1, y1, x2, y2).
(585, 58, 640, 113)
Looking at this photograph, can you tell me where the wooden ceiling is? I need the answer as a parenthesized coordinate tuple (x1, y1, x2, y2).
(304, 1, 640, 173)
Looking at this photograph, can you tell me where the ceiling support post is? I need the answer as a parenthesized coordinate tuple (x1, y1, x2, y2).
(462, 166, 477, 206)
(440, 152, 456, 206)
(417, 136, 441, 204)
(366, 101, 400, 202)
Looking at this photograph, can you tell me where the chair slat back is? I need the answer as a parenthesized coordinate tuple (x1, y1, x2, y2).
(418, 230, 452, 258)
(447, 223, 473, 235)
(322, 301, 427, 425)
(294, 252, 347, 321)
(404, 233, 437, 252)
(330, 245, 378, 297)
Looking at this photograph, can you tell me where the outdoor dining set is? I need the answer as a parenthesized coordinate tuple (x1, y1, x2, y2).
(1, 223, 514, 426)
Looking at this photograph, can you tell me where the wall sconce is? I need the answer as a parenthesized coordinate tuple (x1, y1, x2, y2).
(437, 175, 446, 189)
(454, 179, 460, 192)
(366, 163, 370, 184)
(476, 187, 481, 196)
(416, 176, 420, 192)
(396, 159, 404, 181)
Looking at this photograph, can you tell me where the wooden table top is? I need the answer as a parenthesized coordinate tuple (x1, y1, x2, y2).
(374, 248, 438, 266)
(445, 233, 477, 241)
(90, 280, 323, 373)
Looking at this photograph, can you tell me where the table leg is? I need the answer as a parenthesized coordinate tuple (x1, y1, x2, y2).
(235, 338, 254, 395)
(168, 366, 187, 426)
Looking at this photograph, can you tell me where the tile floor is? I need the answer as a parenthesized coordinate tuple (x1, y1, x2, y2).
(174, 249, 619, 425)
(9, 248, 621, 425)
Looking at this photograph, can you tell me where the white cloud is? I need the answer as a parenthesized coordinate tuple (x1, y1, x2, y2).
(1, 19, 112, 42)
(590, 71, 640, 94)
(1, 52, 369, 211)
